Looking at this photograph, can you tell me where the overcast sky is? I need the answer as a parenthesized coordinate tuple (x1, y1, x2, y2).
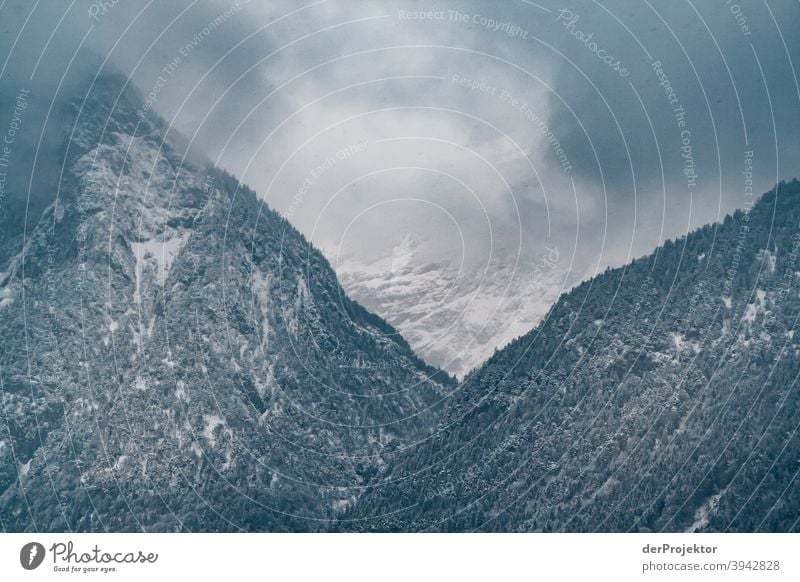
(2, 0, 799, 296)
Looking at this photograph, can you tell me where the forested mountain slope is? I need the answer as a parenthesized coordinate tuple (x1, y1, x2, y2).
(345, 180, 800, 532)
(0, 74, 452, 532)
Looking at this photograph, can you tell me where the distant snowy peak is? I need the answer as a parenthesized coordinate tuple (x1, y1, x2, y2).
(338, 247, 568, 378)
(388, 233, 416, 276)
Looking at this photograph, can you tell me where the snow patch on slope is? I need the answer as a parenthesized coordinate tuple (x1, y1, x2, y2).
(131, 232, 189, 289)
(759, 249, 776, 275)
(0, 285, 14, 310)
(203, 414, 226, 448)
(686, 491, 725, 533)
(251, 270, 272, 351)
(671, 332, 700, 354)
(742, 289, 767, 323)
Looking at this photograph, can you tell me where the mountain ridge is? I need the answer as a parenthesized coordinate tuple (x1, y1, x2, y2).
(1, 71, 797, 532)
(343, 178, 800, 532)
(0, 72, 452, 532)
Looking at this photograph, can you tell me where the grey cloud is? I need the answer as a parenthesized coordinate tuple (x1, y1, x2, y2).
(1, 0, 798, 292)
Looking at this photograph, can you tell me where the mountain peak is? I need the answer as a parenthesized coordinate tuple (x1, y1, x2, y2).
(0, 72, 452, 531)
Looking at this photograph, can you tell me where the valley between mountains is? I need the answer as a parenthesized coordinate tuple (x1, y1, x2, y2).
(0, 74, 797, 532)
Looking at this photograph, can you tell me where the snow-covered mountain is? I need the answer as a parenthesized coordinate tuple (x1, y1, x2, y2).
(338, 235, 568, 378)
